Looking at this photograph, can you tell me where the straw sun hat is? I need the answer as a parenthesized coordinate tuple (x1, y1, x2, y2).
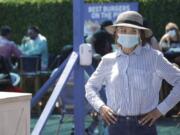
(108, 11, 153, 38)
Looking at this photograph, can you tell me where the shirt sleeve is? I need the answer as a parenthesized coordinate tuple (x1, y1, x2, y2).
(11, 43, 22, 58)
(85, 57, 108, 112)
(25, 43, 42, 55)
(156, 53, 180, 115)
(41, 40, 48, 70)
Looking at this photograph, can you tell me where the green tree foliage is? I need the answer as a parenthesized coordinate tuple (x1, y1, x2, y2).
(0, 1, 72, 54)
(86, 0, 180, 39)
(0, 0, 179, 54)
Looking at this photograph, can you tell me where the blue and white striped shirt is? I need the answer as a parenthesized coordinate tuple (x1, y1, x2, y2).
(85, 45, 180, 116)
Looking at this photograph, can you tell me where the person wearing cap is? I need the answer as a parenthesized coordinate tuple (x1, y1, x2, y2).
(89, 20, 114, 68)
(91, 20, 114, 56)
(85, 11, 180, 135)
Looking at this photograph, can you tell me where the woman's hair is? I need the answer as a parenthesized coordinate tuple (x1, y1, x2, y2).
(165, 22, 179, 31)
(165, 22, 180, 41)
(114, 27, 149, 47)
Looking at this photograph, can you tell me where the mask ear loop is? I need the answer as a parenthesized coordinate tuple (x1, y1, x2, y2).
(139, 37, 142, 46)
(139, 33, 142, 46)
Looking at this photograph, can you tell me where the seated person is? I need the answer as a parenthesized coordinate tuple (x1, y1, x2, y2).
(0, 25, 22, 66)
(19, 26, 48, 70)
(0, 55, 12, 91)
(0, 55, 22, 92)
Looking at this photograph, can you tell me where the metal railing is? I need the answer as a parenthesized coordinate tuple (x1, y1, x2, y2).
(31, 52, 78, 135)
(31, 56, 69, 108)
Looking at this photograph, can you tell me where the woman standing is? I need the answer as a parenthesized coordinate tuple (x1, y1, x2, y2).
(85, 11, 180, 135)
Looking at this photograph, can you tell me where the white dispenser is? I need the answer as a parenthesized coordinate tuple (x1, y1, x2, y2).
(79, 43, 93, 66)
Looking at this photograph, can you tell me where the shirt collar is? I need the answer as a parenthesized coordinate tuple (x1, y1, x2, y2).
(116, 45, 142, 57)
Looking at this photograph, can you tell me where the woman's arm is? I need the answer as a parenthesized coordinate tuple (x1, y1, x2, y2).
(156, 52, 180, 115)
(85, 57, 108, 112)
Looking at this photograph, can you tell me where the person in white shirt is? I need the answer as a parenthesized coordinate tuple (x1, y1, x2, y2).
(85, 11, 180, 135)
(19, 26, 48, 70)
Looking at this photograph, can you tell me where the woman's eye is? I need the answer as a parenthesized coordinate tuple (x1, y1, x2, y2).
(120, 29, 126, 33)
(132, 29, 138, 34)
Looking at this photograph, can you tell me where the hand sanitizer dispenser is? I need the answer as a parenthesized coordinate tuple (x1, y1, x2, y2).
(79, 43, 92, 66)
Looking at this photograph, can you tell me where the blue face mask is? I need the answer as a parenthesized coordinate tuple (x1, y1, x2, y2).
(117, 34, 140, 48)
(167, 30, 176, 37)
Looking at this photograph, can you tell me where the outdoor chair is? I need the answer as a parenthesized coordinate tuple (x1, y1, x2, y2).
(19, 55, 41, 93)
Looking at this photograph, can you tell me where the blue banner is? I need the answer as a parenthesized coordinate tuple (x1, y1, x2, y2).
(84, 2, 138, 23)
(84, 2, 139, 37)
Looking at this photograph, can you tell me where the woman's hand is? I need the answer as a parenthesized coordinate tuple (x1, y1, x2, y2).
(139, 108, 162, 127)
(99, 105, 117, 125)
